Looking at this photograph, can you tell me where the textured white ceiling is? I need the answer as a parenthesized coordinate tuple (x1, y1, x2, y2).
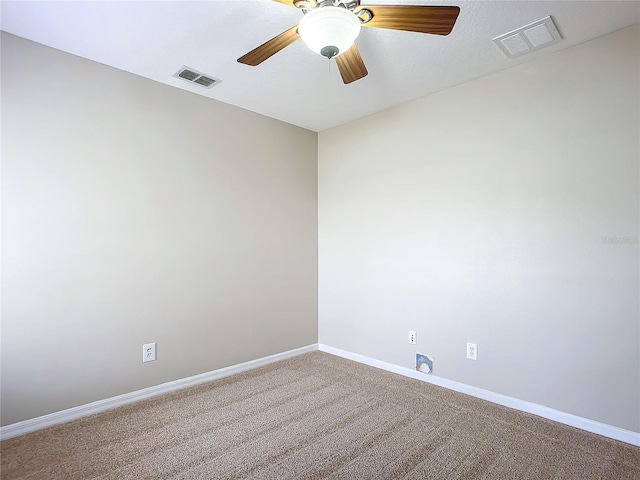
(2, 1, 638, 131)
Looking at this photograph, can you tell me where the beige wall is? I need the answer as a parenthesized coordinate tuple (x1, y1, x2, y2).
(1, 33, 318, 426)
(319, 25, 639, 432)
(3, 24, 639, 434)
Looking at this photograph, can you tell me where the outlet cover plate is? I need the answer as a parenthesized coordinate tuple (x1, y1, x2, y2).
(466, 342, 478, 360)
(143, 343, 156, 362)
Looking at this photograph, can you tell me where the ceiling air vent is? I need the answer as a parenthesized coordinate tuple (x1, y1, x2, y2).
(493, 16, 562, 58)
(174, 66, 221, 88)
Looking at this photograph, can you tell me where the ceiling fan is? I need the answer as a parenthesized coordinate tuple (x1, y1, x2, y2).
(237, 0, 460, 84)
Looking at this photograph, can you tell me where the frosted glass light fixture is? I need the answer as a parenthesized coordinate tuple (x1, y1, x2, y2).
(298, 6, 361, 59)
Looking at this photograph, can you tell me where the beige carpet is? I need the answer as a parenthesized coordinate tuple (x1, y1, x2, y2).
(1, 351, 639, 479)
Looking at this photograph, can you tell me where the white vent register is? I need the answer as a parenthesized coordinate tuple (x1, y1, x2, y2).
(493, 16, 562, 58)
(174, 66, 221, 88)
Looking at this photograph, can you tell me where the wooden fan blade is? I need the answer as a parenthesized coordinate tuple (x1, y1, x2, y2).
(336, 43, 368, 84)
(358, 5, 460, 35)
(272, 0, 297, 7)
(237, 25, 299, 66)
(272, 0, 317, 7)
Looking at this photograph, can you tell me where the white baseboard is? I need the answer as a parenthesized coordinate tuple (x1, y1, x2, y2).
(318, 344, 640, 447)
(0, 344, 317, 441)
(5, 342, 638, 447)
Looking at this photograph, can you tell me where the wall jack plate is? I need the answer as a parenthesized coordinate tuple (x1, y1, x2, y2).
(143, 343, 156, 362)
(409, 331, 416, 345)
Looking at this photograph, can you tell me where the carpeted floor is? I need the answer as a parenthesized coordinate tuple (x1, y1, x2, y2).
(1, 351, 639, 479)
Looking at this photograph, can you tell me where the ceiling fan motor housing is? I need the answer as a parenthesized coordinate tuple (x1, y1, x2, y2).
(298, 6, 361, 59)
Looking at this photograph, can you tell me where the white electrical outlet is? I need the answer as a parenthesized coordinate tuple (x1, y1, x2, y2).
(143, 343, 156, 363)
(466, 342, 478, 360)
(409, 331, 416, 345)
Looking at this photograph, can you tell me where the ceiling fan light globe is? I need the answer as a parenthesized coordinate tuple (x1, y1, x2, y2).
(298, 6, 361, 59)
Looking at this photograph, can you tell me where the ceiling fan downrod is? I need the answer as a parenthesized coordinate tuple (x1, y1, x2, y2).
(294, 0, 373, 24)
